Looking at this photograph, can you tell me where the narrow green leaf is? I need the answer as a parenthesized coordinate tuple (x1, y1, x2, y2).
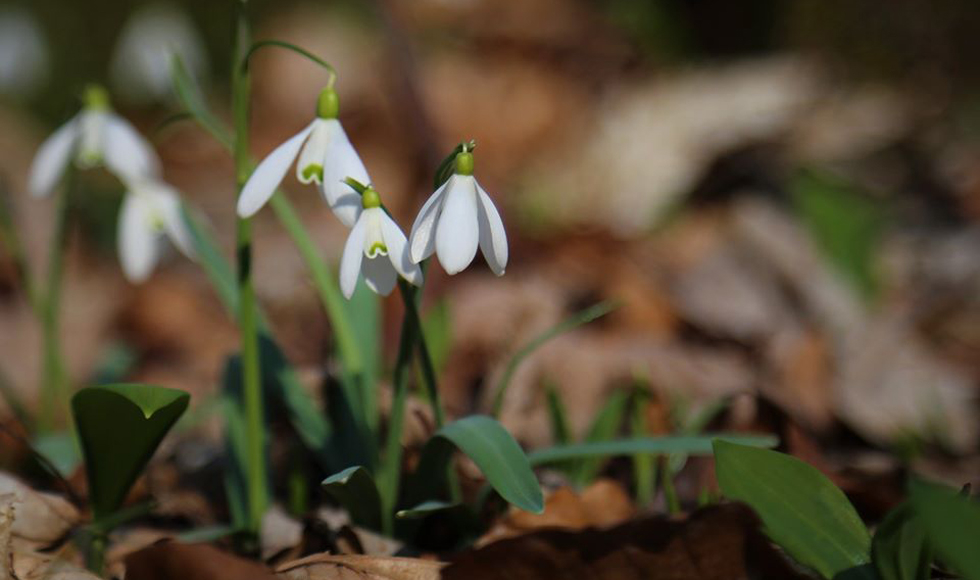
(545, 383, 571, 446)
(630, 391, 656, 507)
(910, 480, 980, 580)
(170, 54, 231, 148)
(72, 384, 189, 520)
(322, 466, 382, 531)
(421, 299, 452, 376)
(344, 278, 381, 432)
(408, 416, 543, 514)
(872, 502, 931, 580)
(570, 390, 630, 485)
(396, 500, 461, 520)
(713, 440, 873, 580)
(492, 301, 618, 416)
(531, 433, 777, 465)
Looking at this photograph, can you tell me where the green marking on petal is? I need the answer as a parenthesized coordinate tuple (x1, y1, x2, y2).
(301, 163, 324, 183)
(366, 242, 388, 258)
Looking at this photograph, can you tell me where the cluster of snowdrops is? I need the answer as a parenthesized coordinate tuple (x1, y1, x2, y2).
(29, 82, 508, 291)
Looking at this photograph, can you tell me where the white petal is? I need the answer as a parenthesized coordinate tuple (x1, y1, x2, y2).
(435, 175, 479, 275)
(408, 177, 451, 263)
(320, 119, 370, 228)
(296, 119, 331, 184)
(118, 191, 161, 283)
(103, 112, 161, 181)
(237, 121, 315, 218)
(28, 116, 78, 197)
(339, 214, 367, 299)
(361, 255, 397, 296)
(475, 182, 508, 276)
(361, 208, 388, 258)
(76, 110, 106, 167)
(145, 182, 196, 260)
(380, 212, 422, 286)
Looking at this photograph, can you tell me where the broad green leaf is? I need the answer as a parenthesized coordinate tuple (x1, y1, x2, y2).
(407, 416, 543, 514)
(72, 384, 189, 520)
(531, 433, 777, 465)
(571, 390, 630, 485)
(322, 466, 382, 531)
(910, 480, 980, 580)
(872, 502, 931, 580)
(396, 500, 461, 520)
(491, 301, 618, 415)
(713, 440, 873, 580)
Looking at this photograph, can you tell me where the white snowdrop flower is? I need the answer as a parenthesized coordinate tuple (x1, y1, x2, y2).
(0, 7, 48, 97)
(236, 86, 369, 227)
(408, 148, 507, 276)
(110, 2, 209, 104)
(28, 85, 161, 198)
(339, 187, 422, 299)
(117, 178, 196, 283)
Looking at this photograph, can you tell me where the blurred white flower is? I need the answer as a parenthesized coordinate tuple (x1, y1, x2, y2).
(110, 2, 208, 104)
(0, 7, 48, 97)
(409, 149, 507, 275)
(339, 187, 422, 299)
(236, 86, 369, 226)
(29, 85, 160, 197)
(117, 178, 195, 283)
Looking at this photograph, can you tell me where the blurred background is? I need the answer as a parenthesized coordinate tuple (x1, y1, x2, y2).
(1, 0, 980, 497)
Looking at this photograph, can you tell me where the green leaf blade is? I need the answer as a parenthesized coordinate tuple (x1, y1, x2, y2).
(872, 502, 931, 580)
(530, 433, 777, 466)
(322, 466, 383, 531)
(712, 440, 872, 580)
(910, 480, 980, 580)
(72, 384, 189, 520)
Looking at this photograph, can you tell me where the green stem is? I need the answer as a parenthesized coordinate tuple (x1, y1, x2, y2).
(232, 0, 267, 539)
(398, 280, 444, 429)
(85, 531, 106, 575)
(38, 173, 71, 433)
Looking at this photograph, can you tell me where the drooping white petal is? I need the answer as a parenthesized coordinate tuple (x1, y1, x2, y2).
(380, 212, 422, 286)
(361, 255, 397, 296)
(237, 121, 316, 218)
(408, 177, 451, 263)
(144, 181, 196, 260)
(361, 208, 388, 258)
(435, 175, 479, 275)
(296, 119, 330, 185)
(339, 214, 368, 299)
(76, 110, 107, 168)
(320, 119, 370, 228)
(28, 116, 78, 197)
(117, 190, 162, 283)
(103, 112, 162, 181)
(475, 181, 508, 276)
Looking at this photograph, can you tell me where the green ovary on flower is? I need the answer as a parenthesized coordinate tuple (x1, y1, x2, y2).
(454, 151, 474, 176)
(82, 83, 110, 111)
(317, 87, 339, 119)
(361, 187, 382, 209)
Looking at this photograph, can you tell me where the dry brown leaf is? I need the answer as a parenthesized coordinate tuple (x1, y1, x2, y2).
(478, 480, 634, 547)
(446, 503, 808, 580)
(0, 472, 79, 548)
(275, 554, 443, 580)
(124, 541, 277, 580)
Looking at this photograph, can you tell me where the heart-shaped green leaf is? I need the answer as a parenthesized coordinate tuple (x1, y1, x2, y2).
(712, 440, 873, 580)
(872, 502, 931, 580)
(407, 416, 543, 514)
(72, 384, 189, 520)
(910, 480, 980, 580)
(322, 466, 383, 531)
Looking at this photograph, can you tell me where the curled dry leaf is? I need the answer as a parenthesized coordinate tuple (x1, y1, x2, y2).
(275, 554, 443, 580)
(478, 480, 635, 547)
(0, 472, 79, 548)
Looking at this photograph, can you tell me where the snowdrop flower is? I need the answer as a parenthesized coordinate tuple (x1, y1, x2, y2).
(28, 85, 161, 198)
(339, 186, 422, 299)
(409, 148, 507, 275)
(110, 2, 209, 104)
(117, 178, 195, 283)
(236, 86, 369, 226)
(0, 7, 48, 97)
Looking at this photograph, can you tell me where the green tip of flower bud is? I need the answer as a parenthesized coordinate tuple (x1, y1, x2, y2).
(455, 151, 474, 176)
(317, 87, 339, 119)
(82, 84, 110, 111)
(362, 187, 381, 209)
